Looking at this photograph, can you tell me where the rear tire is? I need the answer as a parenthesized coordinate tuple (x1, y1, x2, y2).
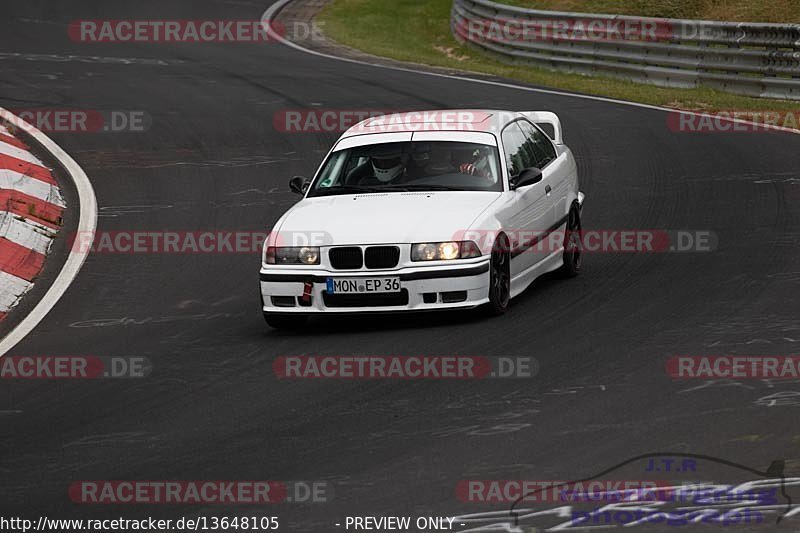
(264, 313, 308, 330)
(485, 236, 511, 316)
(558, 206, 582, 277)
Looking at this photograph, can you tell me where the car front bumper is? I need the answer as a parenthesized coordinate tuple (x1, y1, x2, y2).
(259, 258, 491, 314)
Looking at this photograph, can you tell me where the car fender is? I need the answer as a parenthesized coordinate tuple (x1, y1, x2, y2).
(463, 194, 512, 256)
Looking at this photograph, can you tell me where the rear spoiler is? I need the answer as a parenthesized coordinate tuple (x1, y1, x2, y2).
(520, 111, 563, 145)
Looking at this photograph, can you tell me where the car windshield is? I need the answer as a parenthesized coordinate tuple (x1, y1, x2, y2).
(307, 141, 502, 196)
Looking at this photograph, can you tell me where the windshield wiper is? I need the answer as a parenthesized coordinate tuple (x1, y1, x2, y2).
(312, 185, 386, 196)
(381, 184, 463, 191)
(312, 184, 466, 196)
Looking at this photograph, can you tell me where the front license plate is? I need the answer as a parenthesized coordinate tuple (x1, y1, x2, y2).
(326, 277, 401, 294)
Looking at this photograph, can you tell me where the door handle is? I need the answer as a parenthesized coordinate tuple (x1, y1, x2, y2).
(545, 184, 552, 195)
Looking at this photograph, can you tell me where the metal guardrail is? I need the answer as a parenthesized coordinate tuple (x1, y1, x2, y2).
(451, 0, 800, 100)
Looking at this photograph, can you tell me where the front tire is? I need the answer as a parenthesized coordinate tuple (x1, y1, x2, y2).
(485, 237, 511, 316)
(264, 313, 308, 330)
(558, 206, 582, 277)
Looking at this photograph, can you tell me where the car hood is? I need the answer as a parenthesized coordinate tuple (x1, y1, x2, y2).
(277, 191, 501, 246)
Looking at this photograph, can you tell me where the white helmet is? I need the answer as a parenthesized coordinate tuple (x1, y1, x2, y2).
(371, 153, 404, 182)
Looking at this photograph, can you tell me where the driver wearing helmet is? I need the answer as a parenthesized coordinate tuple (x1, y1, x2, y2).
(358, 148, 407, 185)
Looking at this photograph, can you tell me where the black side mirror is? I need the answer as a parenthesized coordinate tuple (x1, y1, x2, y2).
(289, 176, 309, 195)
(511, 167, 543, 190)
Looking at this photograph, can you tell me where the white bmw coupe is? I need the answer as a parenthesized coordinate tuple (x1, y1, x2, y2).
(260, 110, 584, 329)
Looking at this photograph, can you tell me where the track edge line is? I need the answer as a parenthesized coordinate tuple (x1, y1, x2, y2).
(0, 108, 98, 357)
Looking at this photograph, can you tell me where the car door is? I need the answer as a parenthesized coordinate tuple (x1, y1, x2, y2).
(499, 121, 551, 273)
(517, 119, 570, 233)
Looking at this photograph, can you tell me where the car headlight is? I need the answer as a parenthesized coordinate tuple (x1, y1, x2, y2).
(264, 246, 320, 265)
(411, 241, 482, 261)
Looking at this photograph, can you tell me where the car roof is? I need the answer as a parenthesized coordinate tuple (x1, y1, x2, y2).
(341, 109, 522, 138)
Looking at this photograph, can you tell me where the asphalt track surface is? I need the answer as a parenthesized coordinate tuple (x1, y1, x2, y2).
(1, 0, 800, 531)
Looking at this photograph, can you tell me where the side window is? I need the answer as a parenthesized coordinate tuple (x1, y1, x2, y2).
(518, 120, 557, 169)
(316, 150, 348, 188)
(501, 123, 534, 177)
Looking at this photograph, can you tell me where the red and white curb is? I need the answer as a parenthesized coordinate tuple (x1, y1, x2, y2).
(0, 109, 96, 356)
(0, 124, 65, 321)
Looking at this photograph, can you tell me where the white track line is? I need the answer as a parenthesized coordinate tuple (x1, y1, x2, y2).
(0, 109, 97, 357)
(261, 0, 800, 136)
